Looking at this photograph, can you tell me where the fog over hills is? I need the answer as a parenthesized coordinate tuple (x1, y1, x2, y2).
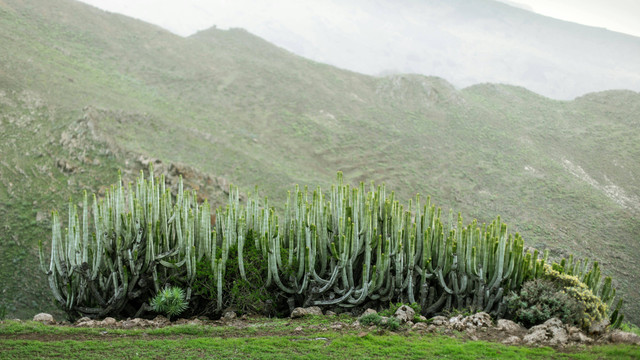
(78, 0, 640, 100)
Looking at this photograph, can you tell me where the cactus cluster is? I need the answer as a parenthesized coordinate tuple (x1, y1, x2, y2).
(39, 167, 213, 319)
(40, 169, 622, 322)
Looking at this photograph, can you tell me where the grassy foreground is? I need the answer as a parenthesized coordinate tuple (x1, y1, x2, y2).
(1, 319, 638, 359)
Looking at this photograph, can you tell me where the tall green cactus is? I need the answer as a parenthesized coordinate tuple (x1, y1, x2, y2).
(42, 170, 622, 321)
(39, 166, 213, 320)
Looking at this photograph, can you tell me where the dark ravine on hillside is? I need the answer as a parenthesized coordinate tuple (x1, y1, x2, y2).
(0, 0, 639, 325)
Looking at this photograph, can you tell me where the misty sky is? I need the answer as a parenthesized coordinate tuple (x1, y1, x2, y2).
(74, 0, 640, 99)
(77, 0, 640, 38)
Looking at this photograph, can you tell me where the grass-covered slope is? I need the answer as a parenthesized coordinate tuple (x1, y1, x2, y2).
(0, 0, 638, 324)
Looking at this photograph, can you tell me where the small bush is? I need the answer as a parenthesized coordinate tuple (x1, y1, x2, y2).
(192, 231, 278, 316)
(506, 278, 582, 328)
(620, 322, 640, 336)
(385, 317, 401, 331)
(359, 313, 382, 327)
(150, 286, 188, 320)
(543, 265, 608, 329)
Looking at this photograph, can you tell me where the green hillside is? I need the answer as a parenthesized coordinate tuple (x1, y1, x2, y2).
(0, 0, 638, 325)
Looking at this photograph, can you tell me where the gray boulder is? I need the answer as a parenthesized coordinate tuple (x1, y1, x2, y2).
(33, 313, 55, 325)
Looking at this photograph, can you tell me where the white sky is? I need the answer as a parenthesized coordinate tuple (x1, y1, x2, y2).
(77, 0, 640, 38)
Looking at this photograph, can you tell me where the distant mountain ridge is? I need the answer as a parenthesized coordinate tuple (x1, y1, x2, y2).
(0, 0, 639, 326)
(123, 0, 640, 100)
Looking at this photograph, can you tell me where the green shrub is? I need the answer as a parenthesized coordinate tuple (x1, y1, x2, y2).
(543, 264, 608, 329)
(192, 231, 277, 316)
(619, 322, 640, 336)
(359, 313, 382, 327)
(506, 278, 582, 328)
(385, 317, 401, 331)
(150, 286, 188, 320)
(0, 303, 6, 320)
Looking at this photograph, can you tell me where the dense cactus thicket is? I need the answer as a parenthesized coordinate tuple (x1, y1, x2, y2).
(40, 168, 622, 325)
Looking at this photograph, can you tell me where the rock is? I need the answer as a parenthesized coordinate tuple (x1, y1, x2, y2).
(122, 318, 151, 329)
(223, 311, 237, 321)
(406, 321, 414, 327)
(448, 315, 464, 330)
(290, 306, 323, 318)
(466, 312, 492, 328)
(496, 319, 523, 334)
(152, 315, 171, 327)
(570, 331, 593, 344)
(523, 328, 547, 345)
(411, 322, 430, 331)
(547, 326, 568, 346)
(294, 326, 303, 332)
(33, 313, 55, 325)
(330, 323, 344, 330)
(76, 320, 96, 327)
(393, 305, 415, 324)
(379, 316, 389, 325)
(101, 317, 117, 326)
(76, 317, 91, 324)
(608, 330, 640, 345)
(418, 315, 427, 322)
(362, 308, 378, 317)
(325, 311, 337, 317)
(430, 316, 448, 326)
(588, 318, 610, 336)
(523, 318, 569, 346)
(502, 336, 521, 345)
(542, 317, 563, 328)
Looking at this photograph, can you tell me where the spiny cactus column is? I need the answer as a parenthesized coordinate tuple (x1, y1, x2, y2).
(39, 166, 213, 320)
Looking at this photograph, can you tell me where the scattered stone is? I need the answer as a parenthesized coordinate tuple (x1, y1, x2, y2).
(502, 336, 521, 345)
(430, 316, 448, 326)
(406, 321, 414, 327)
(223, 311, 237, 321)
(290, 306, 323, 318)
(418, 315, 427, 322)
(411, 322, 430, 331)
(33, 313, 55, 325)
(121, 318, 152, 329)
(588, 318, 610, 336)
(608, 330, 640, 345)
(523, 328, 547, 345)
(294, 326, 303, 332)
(362, 308, 378, 317)
(76, 317, 91, 324)
(570, 331, 593, 344)
(77, 319, 99, 328)
(325, 310, 337, 317)
(523, 318, 568, 346)
(393, 305, 415, 324)
(101, 317, 117, 326)
(448, 313, 492, 331)
(187, 319, 203, 326)
(496, 319, 523, 334)
(358, 331, 368, 338)
(330, 322, 344, 330)
(153, 315, 171, 327)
